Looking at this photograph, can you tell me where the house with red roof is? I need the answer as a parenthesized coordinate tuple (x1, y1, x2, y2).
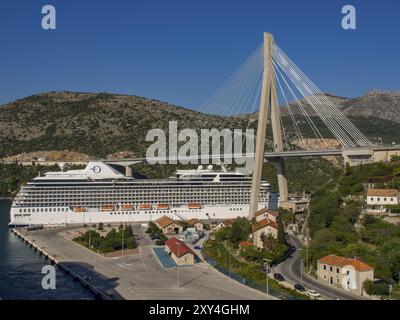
(155, 216, 183, 235)
(252, 218, 278, 249)
(317, 254, 374, 295)
(238, 241, 255, 252)
(165, 237, 195, 265)
(212, 218, 237, 231)
(254, 208, 280, 223)
(366, 189, 399, 212)
(186, 218, 205, 232)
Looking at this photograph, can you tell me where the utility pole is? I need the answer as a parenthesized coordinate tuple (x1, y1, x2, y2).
(298, 248, 304, 285)
(263, 258, 271, 299)
(177, 242, 181, 288)
(306, 232, 309, 273)
(301, 259, 303, 286)
(121, 228, 124, 267)
(229, 252, 232, 279)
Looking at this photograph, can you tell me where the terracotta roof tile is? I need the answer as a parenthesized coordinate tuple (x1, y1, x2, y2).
(187, 219, 203, 226)
(255, 208, 280, 218)
(223, 219, 237, 226)
(252, 218, 278, 232)
(367, 189, 399, 197)
(165, 237, 195, 258)
(239, 241, 254, 248)
(155, 216, 175, 228)
(318, 255, 374, 272)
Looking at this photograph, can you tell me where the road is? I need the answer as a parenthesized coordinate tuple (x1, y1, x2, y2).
(18, 225, 276, 300)
(276, 233, 368, 300)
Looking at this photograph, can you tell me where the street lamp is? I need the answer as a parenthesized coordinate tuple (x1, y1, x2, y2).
(301, 258, 303, 285)
(229, 254, 232, 279)
(121, 228, 125, 267)
(88, 228, 91, 249)
(177, 242, 182, 288)
(305, 231, 310, 273)
(225, 240, 232, 278)
(263, 258, 271, 299)
(298, 248, 304, 286)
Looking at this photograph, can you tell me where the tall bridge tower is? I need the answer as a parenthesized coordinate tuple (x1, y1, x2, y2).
(249, 32, 288, 219)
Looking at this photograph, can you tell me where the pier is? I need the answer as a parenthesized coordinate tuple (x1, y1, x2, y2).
(11, 228, 112, 300)
(11, 226, 275, 300)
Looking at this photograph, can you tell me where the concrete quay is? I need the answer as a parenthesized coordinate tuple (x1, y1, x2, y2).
(11, 225, 276, 300)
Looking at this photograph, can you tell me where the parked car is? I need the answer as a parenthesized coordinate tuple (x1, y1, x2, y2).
(307, 290, 321, 298)
(294, 284, 306, 292)
(273, 273, 285, 282)
(194, 246, 203, 250)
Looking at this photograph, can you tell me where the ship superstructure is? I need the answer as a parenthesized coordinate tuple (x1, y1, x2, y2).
(10, 162, 279, 225)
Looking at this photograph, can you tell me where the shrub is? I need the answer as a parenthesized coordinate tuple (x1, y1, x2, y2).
(363, 280, 389, 296)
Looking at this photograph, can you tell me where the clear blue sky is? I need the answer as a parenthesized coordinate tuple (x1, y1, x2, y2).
(0, 0, 399, 109)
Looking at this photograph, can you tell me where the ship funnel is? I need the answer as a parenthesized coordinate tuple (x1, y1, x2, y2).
(58, 162, 66, 172)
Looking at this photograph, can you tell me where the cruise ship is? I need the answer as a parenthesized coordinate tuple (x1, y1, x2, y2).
(9, 162, 279, 226)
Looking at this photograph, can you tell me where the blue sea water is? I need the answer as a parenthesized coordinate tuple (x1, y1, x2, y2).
(0, 200, 96, 300)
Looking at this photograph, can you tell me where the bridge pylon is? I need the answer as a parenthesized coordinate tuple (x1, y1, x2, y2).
(249, 32, 288, 219)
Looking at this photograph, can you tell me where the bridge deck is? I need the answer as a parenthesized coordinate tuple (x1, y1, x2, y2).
(264, 149, 343, 158)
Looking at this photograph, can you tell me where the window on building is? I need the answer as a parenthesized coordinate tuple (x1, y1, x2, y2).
(330, 266, 333, 272)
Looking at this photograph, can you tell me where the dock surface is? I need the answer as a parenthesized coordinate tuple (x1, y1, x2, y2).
(12, 226, 276, 300)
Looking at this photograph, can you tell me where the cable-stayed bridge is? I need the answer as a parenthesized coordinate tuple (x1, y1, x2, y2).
(139, 32, 400, 217)
(4, 32, 400, 218)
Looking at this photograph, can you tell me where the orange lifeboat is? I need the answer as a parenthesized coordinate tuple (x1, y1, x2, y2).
(188, 203, 202, 209)
(138, 204, 152, 211)
(73, 207, 87, 213)
(121, 204, 134, 210)
(157, 204, 170, 210)
(100, 205, 115, 212)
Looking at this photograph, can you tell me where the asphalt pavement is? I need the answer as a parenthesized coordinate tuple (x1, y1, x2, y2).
(19, 225, 276, 300)
(276, 233, 368, 300)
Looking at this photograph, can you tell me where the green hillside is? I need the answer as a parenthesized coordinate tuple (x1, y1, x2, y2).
(305, 157, 400, 298)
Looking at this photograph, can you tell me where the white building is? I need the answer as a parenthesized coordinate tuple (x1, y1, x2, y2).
(317, 255, 374, 296)
(366, 189, 399, 212)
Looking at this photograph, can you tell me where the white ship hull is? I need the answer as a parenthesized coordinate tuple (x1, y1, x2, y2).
(9, 161, 279, 226)
(10, 202, 277, 226)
